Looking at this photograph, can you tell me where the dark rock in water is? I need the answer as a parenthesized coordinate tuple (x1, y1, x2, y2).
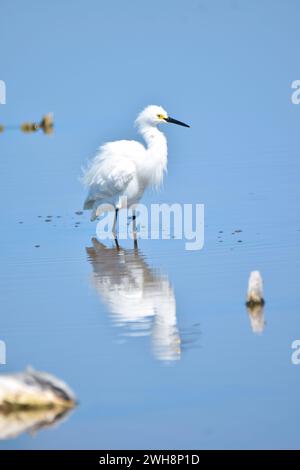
(34, 245, 40, 248)
(75, 211, 83, 215)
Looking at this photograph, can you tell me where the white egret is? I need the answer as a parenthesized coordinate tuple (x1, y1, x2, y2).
(82, 105, 190, 237)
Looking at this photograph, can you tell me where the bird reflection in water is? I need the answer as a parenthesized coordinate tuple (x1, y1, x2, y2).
(86, 238, 181, 362)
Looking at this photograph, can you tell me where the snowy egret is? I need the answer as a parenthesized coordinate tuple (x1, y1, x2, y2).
(82, 105, 190, 237)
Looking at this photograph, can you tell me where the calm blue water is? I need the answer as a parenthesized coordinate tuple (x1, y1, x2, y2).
(0, 0, 299, 449)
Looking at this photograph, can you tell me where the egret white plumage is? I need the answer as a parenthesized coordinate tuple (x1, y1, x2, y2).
(82, 105, 190, 235)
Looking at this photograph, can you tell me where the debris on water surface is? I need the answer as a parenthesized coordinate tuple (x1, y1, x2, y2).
(0, 367, 76, 440)
(39, 112, 54, 135)
(0, 367, 76, 411)
(246, 271, 264, 306)
(246, 271, 265, 334)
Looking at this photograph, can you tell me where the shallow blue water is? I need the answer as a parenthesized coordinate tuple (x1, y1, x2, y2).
(0, 0, 299, 449)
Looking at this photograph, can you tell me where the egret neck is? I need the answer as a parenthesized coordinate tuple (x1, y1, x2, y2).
(138, 124, 168, 189)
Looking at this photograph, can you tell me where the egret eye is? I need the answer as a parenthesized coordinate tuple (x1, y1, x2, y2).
(157, 114, 166, 120)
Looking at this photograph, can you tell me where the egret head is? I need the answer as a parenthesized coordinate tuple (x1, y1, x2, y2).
(135, 105, 190, 130)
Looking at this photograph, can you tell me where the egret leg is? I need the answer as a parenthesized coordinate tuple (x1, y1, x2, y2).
(112, 208, 119, 248)
(132, 210, 138, 250)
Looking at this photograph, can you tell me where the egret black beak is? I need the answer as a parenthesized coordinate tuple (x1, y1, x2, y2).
(164, 116, 190, 128)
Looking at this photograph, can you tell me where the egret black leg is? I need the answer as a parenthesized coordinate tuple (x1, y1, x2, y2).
(132, 210, 138, 249)
(132, 212, 137, 232)
(112, 208, 119, 248)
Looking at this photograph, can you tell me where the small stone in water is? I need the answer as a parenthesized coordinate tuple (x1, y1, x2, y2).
(247, 271, 264, 305)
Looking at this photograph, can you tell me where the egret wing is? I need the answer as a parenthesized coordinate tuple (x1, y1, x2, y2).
(83, 140, 145, 209)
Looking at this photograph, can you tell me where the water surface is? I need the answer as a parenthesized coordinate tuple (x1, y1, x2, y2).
(0, 0, 299, 449)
